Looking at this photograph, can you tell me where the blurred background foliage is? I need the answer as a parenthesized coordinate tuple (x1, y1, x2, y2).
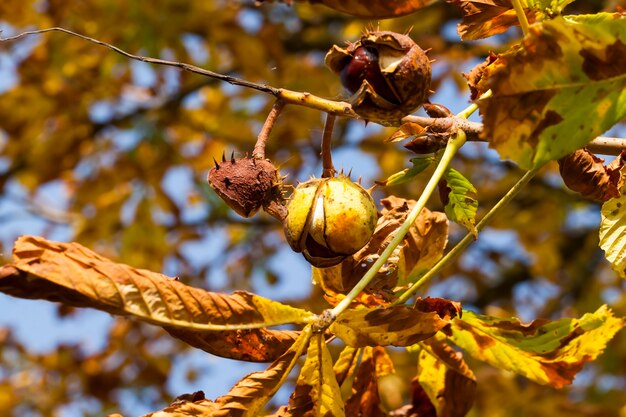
(0, 0, 625, 416)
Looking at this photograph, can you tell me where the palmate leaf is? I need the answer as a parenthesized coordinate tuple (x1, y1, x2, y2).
(478, 13, 626, 170)
(0, 236, 313, 361)
(448, 306, 625, 388)
(440, 168, 478, 237)
(331, 305, 450, 347)
(143, 329, 312, 417)
(599, 167, 626, 278)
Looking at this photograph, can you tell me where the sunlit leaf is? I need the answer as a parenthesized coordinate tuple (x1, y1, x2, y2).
(440, 168, 478, 237)
(599, 166, 626, 279)
(411, 336, 476, 417)
(479, 13, 626, 169)
(285, 333, 345, 417)
(333, 345, 360, 386)
(331, 305, 450, 347)
(0, 236, 313, 360)
(448, 306, 625, 388)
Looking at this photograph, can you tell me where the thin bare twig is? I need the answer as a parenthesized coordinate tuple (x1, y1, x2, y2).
(1, 27, 625, 156)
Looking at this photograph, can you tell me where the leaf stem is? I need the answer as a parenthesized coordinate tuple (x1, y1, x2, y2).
(329, 130, 467, 318)
(394, 166, 540, 304)
(321, 114, 337, 178)
(511, 0, 531, 36)
(253, 100, 286, 160)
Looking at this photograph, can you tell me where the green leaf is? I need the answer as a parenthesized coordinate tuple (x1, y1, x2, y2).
(480, 13, 626, 169)
(378, 156, 435, 187)
(441, 168, 478, 237)
(599, 167, 626, 278)
(287, 333, 345, 417)
(331, 305, 449, 347)
(448, 306, 625, 388)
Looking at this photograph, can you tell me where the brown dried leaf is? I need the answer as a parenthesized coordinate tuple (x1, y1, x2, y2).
(345, 347, 387, 417)
(448, 0, 540, 40)
(414, 297, 462, 322)
(385, 122, 428, 144)
(0, 236, 313, 361)
(413, 337, 476, 417)
(463, 52, 498, 100)
(331, 305, 450, 347)
(315, 197, 448, 304)
(558, 148, 623, 201)
(164, 327, 301, 362)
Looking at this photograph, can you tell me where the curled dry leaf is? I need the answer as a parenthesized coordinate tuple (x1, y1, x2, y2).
(558, 148, 624, 201)
(0, 235, 314, 362)
(447, 0, 541, 40)
(463, 52, 497, 100)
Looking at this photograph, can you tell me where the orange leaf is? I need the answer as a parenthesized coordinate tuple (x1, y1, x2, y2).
(0, 236, 314, 361)
(448, 0, 540, 40)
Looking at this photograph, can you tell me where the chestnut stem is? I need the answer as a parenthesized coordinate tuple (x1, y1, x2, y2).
(253, 100, 286, 160)
(321, 113, 337, 178)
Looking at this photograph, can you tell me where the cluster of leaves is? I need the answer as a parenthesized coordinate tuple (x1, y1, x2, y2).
(1, 0, 626, 416)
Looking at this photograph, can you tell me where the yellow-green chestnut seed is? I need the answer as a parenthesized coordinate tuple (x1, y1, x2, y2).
(284, 175, 378, 268)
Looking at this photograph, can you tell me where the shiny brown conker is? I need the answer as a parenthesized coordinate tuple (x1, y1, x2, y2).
(339, 46, 398, 104)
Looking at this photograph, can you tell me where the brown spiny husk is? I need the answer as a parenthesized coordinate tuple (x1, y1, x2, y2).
(208, 156, 285, 218)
